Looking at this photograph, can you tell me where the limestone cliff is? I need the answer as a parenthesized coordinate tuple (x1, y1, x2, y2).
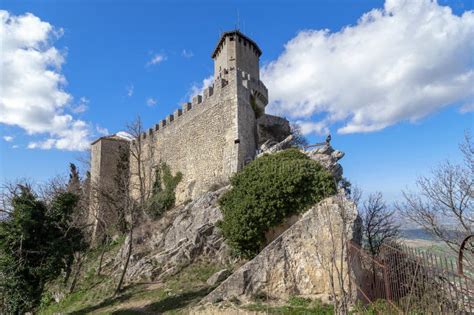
(203, 194, 360, 303)
(115, 186, 233, 283)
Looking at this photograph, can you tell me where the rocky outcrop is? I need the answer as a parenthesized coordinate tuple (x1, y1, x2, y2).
(207, 269, 231, 286)
(256, 136, 345, 182)
(203, 195, 359, 303)
(257, 135, 294, 157)
(117, 187, 233, 282)
(305, 144, 345, 182)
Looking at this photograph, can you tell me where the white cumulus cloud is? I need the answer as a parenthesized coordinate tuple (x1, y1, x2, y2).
(297, 121, 329, 136)
(188, 75, 213, 100)
(3, 136, 13, 142)
(96, 125, 109, 135)
(0, 10, 94, 151)
(116, 131, 134, 141)
(460, 102, 474, 113)
(262, 0, 474, 135)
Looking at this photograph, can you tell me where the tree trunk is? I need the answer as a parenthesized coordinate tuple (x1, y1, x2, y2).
(63, 255, 74, 285)
(97, 235, 109, 276)
(69, 253, 83, 293)
(115, 226, 133, 295)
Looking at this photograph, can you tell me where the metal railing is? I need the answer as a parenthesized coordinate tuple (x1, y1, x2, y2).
(348, 241, 474, 313)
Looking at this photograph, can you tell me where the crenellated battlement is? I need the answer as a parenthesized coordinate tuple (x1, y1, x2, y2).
(131, 67, 270, 150)
(135, 71, 242, 143)
(236, 68, 268, 101)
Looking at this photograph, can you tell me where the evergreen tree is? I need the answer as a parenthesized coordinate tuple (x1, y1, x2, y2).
(0, 185, 86, 313)
(67, 163, 81, 195)
(114, 144, 130, 234)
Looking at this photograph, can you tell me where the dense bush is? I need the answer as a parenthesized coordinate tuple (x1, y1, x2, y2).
(0, 187, 86, 313)
(147, 163, 182, 218)
(218, 149, 336, 258)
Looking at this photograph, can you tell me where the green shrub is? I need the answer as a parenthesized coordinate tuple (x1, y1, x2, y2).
(288, 296, 312, 307)
(218, 149, 336, 258)
(147, 163, 182, 218)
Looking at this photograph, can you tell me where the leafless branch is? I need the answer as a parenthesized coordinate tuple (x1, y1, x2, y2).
(396, 133, 473, 256)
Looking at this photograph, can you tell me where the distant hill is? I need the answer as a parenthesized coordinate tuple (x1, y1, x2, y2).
(400, 228, 436, 241)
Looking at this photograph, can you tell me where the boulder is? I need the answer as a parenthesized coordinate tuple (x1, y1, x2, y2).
(203, 194, 360, 303)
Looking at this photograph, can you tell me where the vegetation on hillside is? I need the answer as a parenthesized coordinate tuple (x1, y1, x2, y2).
(39, 249, 228, 315)
(0, 175, 87, 313)
(219, 149, 337, 258)
(147, 162, 183, 219)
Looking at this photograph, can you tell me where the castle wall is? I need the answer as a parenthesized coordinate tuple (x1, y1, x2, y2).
(130, 72, 240, 204)
(129, 68, 268, 204)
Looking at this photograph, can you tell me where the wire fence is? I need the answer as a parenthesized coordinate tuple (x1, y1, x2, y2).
(348, 241, 474, 314)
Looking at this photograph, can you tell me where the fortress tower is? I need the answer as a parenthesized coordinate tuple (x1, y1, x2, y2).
(213, 30, 261, 81)
(89, 30, 290, 239)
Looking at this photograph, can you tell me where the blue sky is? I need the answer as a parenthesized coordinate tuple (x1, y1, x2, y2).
(1, 0, 473, 202)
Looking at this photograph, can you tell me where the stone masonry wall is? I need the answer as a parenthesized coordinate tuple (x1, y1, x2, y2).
(130, 69, 257, 204)
(89, 136, 129, 240)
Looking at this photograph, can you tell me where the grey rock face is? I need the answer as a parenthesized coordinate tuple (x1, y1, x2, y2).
(257, 135, 294, 157)
(306, 144, 345, 182)
(202, 195, 359, 303)
(207, 269, 231, 286)
(118, 187, 233, 282)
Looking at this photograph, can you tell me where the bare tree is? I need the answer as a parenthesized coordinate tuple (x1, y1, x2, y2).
(289, 123, 308, 148)
(114, 116, 153, 294)
(37, 175, 68, 205)
(127, 116, 154, 209)
(0, 180, 33, 216)
(397, 133, 473, 258)
(362, 192, 399, 256)
(114, 143, 136, 295)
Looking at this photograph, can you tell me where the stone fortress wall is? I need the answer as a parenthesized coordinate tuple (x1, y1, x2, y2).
(132, 67, 270, 203)
(90, 30, 290, 234)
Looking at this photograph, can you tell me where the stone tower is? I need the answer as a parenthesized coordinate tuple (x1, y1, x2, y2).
(89, 30, 289, 239)
(213, 30, 261, 81)
(89, 135, 130, 241)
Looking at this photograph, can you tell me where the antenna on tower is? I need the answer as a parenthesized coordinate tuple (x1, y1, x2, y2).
(236, 9, 240, 31)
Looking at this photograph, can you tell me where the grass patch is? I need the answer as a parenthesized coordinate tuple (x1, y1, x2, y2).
(243, 298, 334, 315)
(39, 259, 226, 314)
